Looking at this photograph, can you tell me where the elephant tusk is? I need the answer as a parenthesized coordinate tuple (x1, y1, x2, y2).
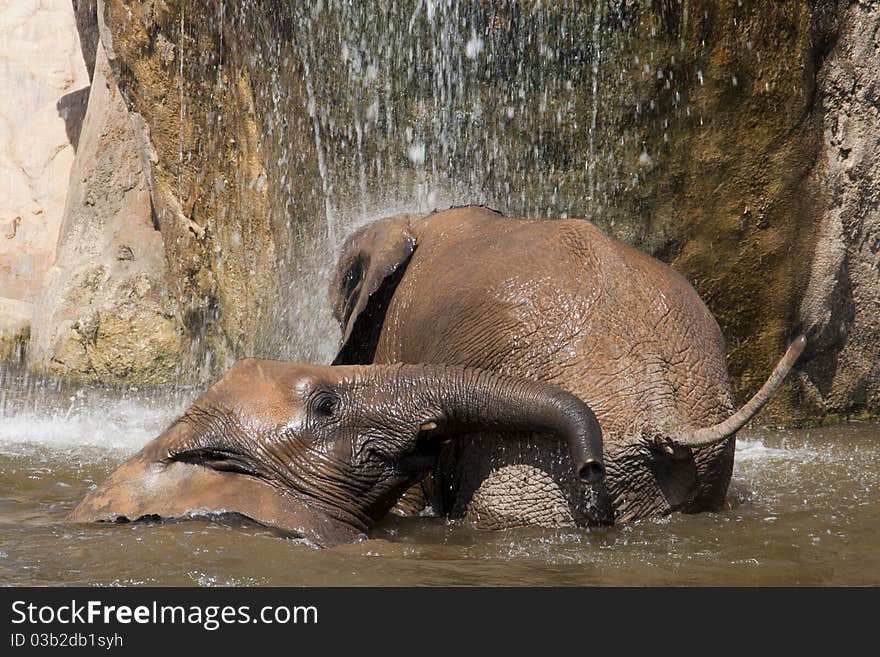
(419, 421, 438, 432)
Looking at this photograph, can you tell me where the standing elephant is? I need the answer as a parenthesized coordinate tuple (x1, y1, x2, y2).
(71, 360, 605, 547)
(329, 205, 803, 527)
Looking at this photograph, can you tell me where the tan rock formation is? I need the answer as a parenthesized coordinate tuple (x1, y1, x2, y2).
(0, 0, 90, 301)
(591, 2, 877, 419)
(96, 0, 323, 377)
(28, 41, 183, 384)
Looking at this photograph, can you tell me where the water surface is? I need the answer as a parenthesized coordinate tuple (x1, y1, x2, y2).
(1, 366, 877, 586)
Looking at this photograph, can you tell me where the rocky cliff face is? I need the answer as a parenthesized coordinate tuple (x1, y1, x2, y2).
(608, 0, 877, 420)
(9, 1, 879, 422)
(798, 0, 880, 416)
(0, 0, 90, 302)
(95, 0, 328, 376)
(28, 41, 183, 384)
(589, 2, 834, 421)
(591, 0, 877, 420)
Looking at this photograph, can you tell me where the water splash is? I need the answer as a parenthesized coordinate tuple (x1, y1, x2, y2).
(734, 437, 820, 464)
(0, 401, 177, 457)
(0, 366, 192, 458)
(256, 1, 615, 363)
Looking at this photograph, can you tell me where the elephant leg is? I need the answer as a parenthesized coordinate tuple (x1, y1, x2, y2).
(432, 431, 613, 528)
(390, 482, 429, 516)
(681, 439, 736, 513)
(466, 465, 575, 530)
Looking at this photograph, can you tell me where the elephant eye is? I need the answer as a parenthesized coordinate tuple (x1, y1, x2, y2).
(311, 390, 339, 418)
(169, 447, 263, 479)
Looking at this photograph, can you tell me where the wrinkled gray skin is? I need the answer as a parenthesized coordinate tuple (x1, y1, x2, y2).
(71, 360, 606, 546)
(330, 206, 804, 527)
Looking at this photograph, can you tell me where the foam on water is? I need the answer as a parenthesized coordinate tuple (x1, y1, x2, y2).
(734, 437, 820, 464)
(0, 400, 181, 458)
(0, 368, 193, 460)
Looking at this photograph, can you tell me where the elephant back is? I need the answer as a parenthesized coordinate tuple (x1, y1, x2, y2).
(371, 208, 736, 442)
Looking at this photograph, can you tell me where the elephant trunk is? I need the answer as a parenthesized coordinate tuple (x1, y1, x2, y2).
(675, 335, 806, 447)
(400, 365, 605, 484)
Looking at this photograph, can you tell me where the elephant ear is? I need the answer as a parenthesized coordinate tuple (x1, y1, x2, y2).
(329, 214, 419, 365)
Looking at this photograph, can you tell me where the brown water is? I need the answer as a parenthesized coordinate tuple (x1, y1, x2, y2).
(1, 365, 878, 586)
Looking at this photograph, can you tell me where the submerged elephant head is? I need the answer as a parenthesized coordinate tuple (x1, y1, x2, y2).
(71, 360, 605, 546)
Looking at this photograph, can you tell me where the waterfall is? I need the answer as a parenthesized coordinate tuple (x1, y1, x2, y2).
(259, 1, 612, 362)
(285, 1, 609, 222)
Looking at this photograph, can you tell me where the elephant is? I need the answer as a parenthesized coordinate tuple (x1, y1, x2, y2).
(72, 205, 802, 546)
(71, 360, 606, 547)
(328, 205, 804, 528)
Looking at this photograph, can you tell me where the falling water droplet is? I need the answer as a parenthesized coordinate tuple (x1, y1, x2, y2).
(465, 33, 484, 60)
(407, 143, 426, 165)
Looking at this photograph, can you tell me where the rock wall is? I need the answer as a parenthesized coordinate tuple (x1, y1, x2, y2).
(581, 1, 839, 421)
(94, 0, 325, 376)
(12, 1, 880, 421)
(597, 0, 877, 420)
(798, 0, 880, 416)
(0, 297, 32, 363)
(0, 0, 90, 302)
(28, 41, 184, 384)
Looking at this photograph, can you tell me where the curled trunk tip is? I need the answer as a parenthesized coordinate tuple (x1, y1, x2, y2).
(429, 366, 606, 485)
(578, 459, 605, 485)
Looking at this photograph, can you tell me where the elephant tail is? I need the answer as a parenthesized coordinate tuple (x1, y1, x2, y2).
(675, 335, 806, 447)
